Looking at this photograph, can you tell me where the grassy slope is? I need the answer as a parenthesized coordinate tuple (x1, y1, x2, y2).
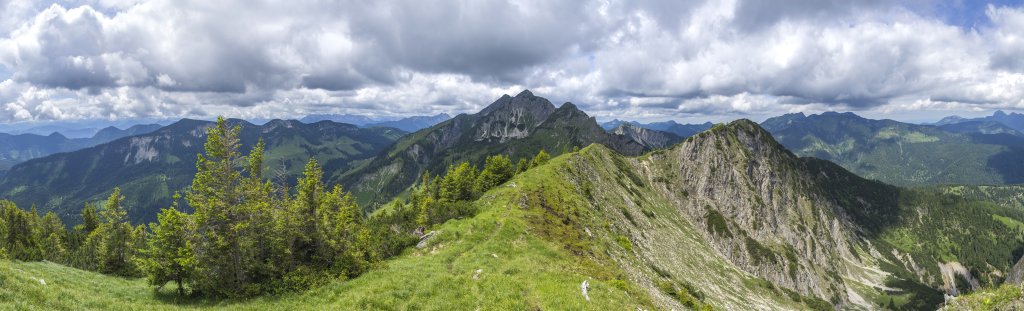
(0, 155, 658, 310)
(941, 284, 1024, 310)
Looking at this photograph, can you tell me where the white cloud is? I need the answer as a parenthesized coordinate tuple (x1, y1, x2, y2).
(0, 0, 1022, 122)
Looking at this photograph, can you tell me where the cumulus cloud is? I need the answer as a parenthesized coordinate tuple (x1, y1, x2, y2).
(0, 0, 1022, 123)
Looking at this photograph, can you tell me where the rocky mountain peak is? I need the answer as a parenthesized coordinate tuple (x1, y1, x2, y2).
(474, 90, 558, 142)
(610, 122, 682, 149)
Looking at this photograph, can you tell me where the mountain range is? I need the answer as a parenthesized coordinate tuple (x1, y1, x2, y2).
(761, 111, 1024, 186)
(335, 90, 658, 206)
(601, 119, 713, 138)
(299, 113, 451, 132)
(0, 119, 404, 224)
(0, 124, 162, 173)
(934, 110, 1024, 134)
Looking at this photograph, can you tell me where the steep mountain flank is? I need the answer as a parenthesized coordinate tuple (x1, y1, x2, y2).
(601, 119, 713, 138)
(505, 120, 1023, 309)
(610, 123, 682, 149)
(0, 119, 403, 224)
(337, 90, 648, 207)
(0, 124, 162, 172)
(762, 111, 1024, 186)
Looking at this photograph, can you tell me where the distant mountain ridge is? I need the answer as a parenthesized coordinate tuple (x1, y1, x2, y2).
(0, 119, 404, 224)
(365, 113, 451, 132)
(609, 123, 682, 149)
(601, 119, 713, 138)
(762, 111, 1024, 186)
(934, 110, 1024, 134)
(0, 118, 175, 138)
(299, 113, 451, 132)
(0, 124, 163, 172)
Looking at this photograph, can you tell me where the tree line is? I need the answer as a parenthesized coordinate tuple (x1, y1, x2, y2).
(0, 117, 551, 298)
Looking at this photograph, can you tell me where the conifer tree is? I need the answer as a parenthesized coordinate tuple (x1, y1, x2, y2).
(290, 158, 326, 266)
(187, 119, 280, 296)
(77, 203, 100, 235)
(515, 158, 529, 174)
(318, 184, 368, 276)
(439, 163, 478, 202)
(39, 212, 67, 262)
(188, 117, 249, 296)
(94, 187, 137, 276)
(0, 200, 40, 260)
(530, 149, 551, 168)
(142, 195, 194, 295)
(475, 154, 514, 193)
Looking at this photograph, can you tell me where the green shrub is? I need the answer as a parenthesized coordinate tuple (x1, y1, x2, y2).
(704, 206, 732, 238)
(745, 237, 777, 266)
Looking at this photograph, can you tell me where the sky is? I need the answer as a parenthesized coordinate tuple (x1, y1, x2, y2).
(0, 0, 1023, 124)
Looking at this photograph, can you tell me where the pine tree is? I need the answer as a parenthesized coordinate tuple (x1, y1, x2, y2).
(0, 200, 40, 260)
(142, 196, 194, 295)
(188, 117, 248, 296)
(77, 203, 100, 235)
(530, 149, 551, 168)
(439, 163, 478, 202)
(188, 119, 279, 296)
(95, 187, 137, 276)
(515, 158, 529, 174)
(39, 212, 67, 262)
(475, 154, 514, 194)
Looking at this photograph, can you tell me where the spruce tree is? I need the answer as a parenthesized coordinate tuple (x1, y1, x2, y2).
(188, 119, 277, 296)
(88, 188, 138, 276)
(77, 203, 100, 235)
(439, 163, 478, 202)
(1, 201, 40, 260)
(142, 196, 194, 295)
(530, 150, 551, 168)
(188, 117, 248, 296)
(515, 158, 529, 174)
(475, 154, 514, 193)
(318, 184, 367, 276)
(39, 212, 67, 262)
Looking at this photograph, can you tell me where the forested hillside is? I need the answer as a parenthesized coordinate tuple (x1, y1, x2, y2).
(762, 112, 1024, 186)
(0, 119, 403, 224)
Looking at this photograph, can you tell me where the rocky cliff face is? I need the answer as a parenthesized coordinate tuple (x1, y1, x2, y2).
(1008, 257, 1024, 286)
(610, 123, 682, 149)
(648, 121, 862, 302)
(474, 90, 556, 142)
(519, 120, 946, 309)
